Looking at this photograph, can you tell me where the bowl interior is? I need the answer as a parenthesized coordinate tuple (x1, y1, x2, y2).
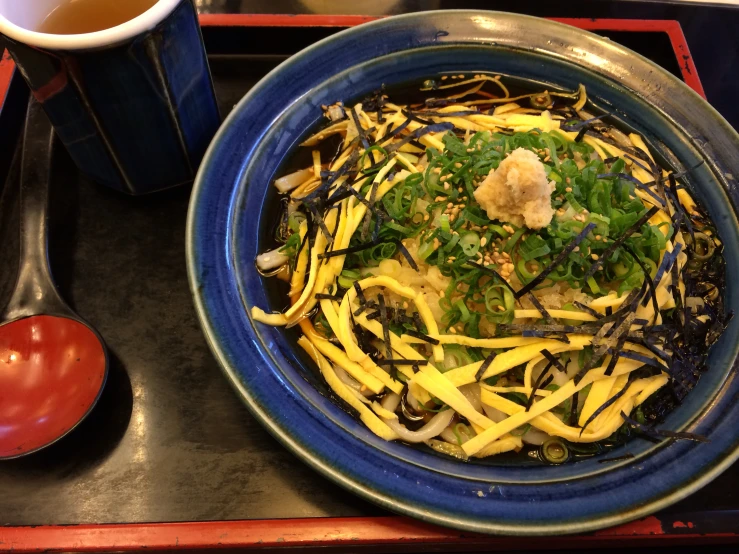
(231, 44, 739, 483)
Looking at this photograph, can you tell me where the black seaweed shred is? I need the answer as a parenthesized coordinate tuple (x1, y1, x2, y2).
(574, 127, 587, 143)
(613, 349, 668, 371)
(584, 207, 659, 280)
(528, 293, 552, 323)
(499, 324, 582, 334)
(361, 180, 381, 240)
(413, 109, 480, 117)
(377, 359, 427, 366)
(668, 174, 695, 244)
(620, 412, 709, 443)
(568, 392, 580, 427)
(574, 302, 603, 319)
(621, 243, 659, 326)
(384, 122, 454, 153)
(579, 373, 637, 435)
(401, 109, 436, 126)
(652, 243, 682, 291)
(302, 149, 360, 203)
(378, 294, 395, 376)
(350, 106, 371, 151)
(353, 280, 366, 308)
(396, 241, 419, 271)
(604, 335, 627, 376)
(526, 361, 554, 411)
(404, 329, 440, 345)
(320, 239, 380, 260)
(516, 223, 596, 298)
(541, 349, 567, 373)
(522, 330, 571, 343)
(573, 311, 637, 384)
(307, 203, 334, 244)
(375, 118, 411, 145)
(475, 351, 497, 382)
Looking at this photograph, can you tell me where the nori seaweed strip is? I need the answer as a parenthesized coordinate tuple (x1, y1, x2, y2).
(361, 180, 380, 240)
(350, 106, 371, 151)
(579, 375, 636, 436)
(653, 243, 682, 290)
(598, 453, 635, 463)
(378, 294, 395, 376)
(613, 349, 668, 371)
(541, 349, 567, 373)
(574, 302, 603, 319)
(401, 109, 435, 126)
(573, 311, 636, 384)
(412, 109, 480, 117)
(467, 261, 519, 296)
(670, 260, 683, 313)
(584, 207, 659, 280)
(361, 159, 388, 175)
(622, 243, 659, 324)
(605, 306, 613, 317)
(604, 335, 627, 376)
(412, 311, 424, 332)
(372, 206, 383, 243)
(620, 412, 709, 443)
(475, 351, 498, 382)
(517, 223, 596, 298)
(306, 203, 334, 244)
(375, 118, 411, 145)
(527, 293, 553, 323)
(630, 337, 673, 364)
(603, 156, 620, 165)
(668, 174, 695, 244)
(353, 281, 367, 315)
(526, 361, 554, 411)
(574, 126, 587, 143)
(597, 173, 665, 206)
(498, 324, 582, 334)
(560, 112, 613, 132)
(301, 149, 360, 203)
(327, 182, 392, 223)
(568, 392, 580, 427)
(384, 122, 454, 153)
(377, 359, 428, 366)
(396, 241, 419, 271)
(404, 329, 440, 345)
(319, 239, 380, 259)
(522, 330, 570, 343)
(315, 293, 343, 302)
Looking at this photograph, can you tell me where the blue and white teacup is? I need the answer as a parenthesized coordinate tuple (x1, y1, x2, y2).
(0, 0, 220, 195)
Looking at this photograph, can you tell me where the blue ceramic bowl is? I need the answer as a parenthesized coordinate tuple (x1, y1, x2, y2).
(187, 11, 739, 535)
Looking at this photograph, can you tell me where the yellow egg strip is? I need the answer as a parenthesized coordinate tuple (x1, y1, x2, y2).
(298, 337, 398, 441)
(472, 435, 523, 458)
(306, 331, 386, 395)
(463, 357, 645, 455)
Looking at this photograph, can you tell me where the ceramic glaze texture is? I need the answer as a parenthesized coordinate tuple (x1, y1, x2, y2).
(0, 0, 220, 194)
(187, 11, 739, 535)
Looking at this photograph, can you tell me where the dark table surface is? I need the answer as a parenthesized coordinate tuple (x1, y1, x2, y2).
(1, 0, 738, 546)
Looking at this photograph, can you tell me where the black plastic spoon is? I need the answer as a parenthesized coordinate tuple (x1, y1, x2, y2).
(0, 99, 108, 459)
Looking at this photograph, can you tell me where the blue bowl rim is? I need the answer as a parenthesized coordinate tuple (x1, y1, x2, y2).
(187, 10, 739, 535)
